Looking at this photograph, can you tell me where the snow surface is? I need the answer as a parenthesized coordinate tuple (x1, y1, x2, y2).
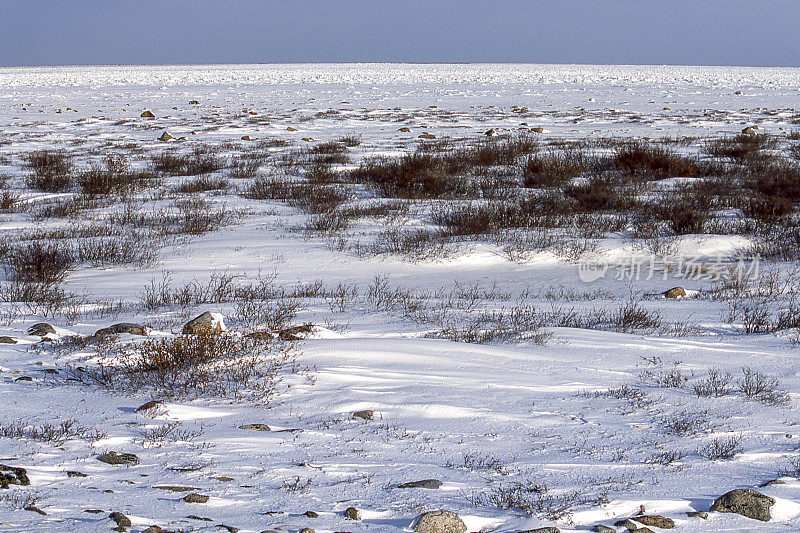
(1, 64, 800, 532)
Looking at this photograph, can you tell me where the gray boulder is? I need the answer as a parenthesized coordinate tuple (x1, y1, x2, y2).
(97, 451, 139, 465)
(94, 323, 148, 337)
(182, 312, 226, 335)
(0, 336, 17, 344)
(398, 479, 442, 489)
(710, 488, 774, 521)
(414, 510, 466, 533)
(28, 323, 56, 336)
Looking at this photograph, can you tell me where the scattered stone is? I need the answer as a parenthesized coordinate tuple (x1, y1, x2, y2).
(216, 525, 239, 533)
(241, 135, 251, 141)
(97, 451, 139, 465)
(140, 110, 155, 118)
(159, 131, 175, 142)
(531, 127, 544, 133)
(189, 100, 200, 105)
(760, 479, 785, 487)
(183, 493, 210, 503)
(142, 527, 163, 533)
(25, 505, 47, 515)
(344, 507, 361, 520)
(614, 519, 639, 531)
(631, 528, 654, 533)
(0, 464, 29, 487)
(66, 471, 87, 477)
(634, 516, 674, 529)
(414, 510, 467, 533)
(485, 129, 498, 137)
(239, 424, 271, 431)
(135, 400, 162, 412)
(734, 90, 743, 95)
(593, 526, 615, 533)
(418, 133, 436, 139)
(110, 512, 132, 528)
(0, 336, 17, 344)
(304, 511, 319, 518)
(245, 331, 275, 340)
(398, 479, 442, 489)
(518, 528, 559, 533)
(182, 312, 226, 335)
(187, 515, 213, 521)
(287, 126, 298, 131)
(742, 126, 757, 135)
(398, 127, 411, 132)
(302, 137, 315, 142)
(94, 323, 148, 337)
(277, 324, 314, 340)
(687, 511, 708, 519)
(214, 476, 234, 482)
(153, 485, 201, 492)
(14, 376, 32, 382)
(299, 529, 314, 533)
(710, 488, 774, 522)
(664, 286, 686, 299)
(352, 410, 374, 421)
(28, 323, 56, 336)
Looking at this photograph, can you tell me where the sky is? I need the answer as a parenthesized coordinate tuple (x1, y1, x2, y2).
(1, 0, 799, 67)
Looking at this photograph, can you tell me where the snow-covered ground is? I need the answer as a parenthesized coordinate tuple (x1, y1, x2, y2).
(1, 64, 800, 532)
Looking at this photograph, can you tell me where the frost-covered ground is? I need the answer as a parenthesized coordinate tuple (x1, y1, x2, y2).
(1, 64, 800, 532)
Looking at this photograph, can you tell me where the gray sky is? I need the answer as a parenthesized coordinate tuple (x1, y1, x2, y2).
(1, 0, 799, 67)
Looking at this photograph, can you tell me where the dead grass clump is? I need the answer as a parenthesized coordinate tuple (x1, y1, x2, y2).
(613, 141, 697, 179)
(350, 153, 470, 198)
(71, 335, 302, 401)
(24, 150, 73, 192)
(521, 150, 586, 188)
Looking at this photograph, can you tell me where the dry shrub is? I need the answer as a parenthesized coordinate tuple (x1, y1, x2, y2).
(174, 175, 229, 193)
(71, 335, 303, 401)
(521, 150, 586, 188)
(350, 153, 470, 198)
(462, 135, 538, 166)
(24, 150, 73, 192)
(613, 141, 697, 179)
(705, 134, 778, 161)
(564, 176, 637, 213)
(2, 241, 74, 284)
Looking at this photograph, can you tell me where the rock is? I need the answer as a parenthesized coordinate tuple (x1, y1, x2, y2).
(182, 312, 226, 335)
(687, 511, 708, 519)
(135, 400, 162, 412)
(97, 451, 139, 465)
(418, 133, 436, 139)
(614, 519, 639, 531)
(485, 129, 498, 137)
(66, 470, 87, 477)
(141, 111, 155, 118)
(734, 90, 743, 95)
(632, 528, 655, 533)
(710, 488, 774, 522)
(634, 516, 674, 529)
(159, 131, 175, 142)
(299, 529, 315, 533)
(94, 323, 148, 337)
(189, 100, 200, 105)
(742, 127, 757, 135)
(352, 410, 374, 421)
(0, 336, 17, 344)
(142, 527, 163, 533)
(153, 485, 201, 492)
(593, 527, 615, 533)
(286, 126, 297, 131)
(28, 323, 56, 336)
(84, 509, 104, 513)
(276, 324, 313, 340)
(239, 423, 271, 431)
(303, 511, 319, 518)
(398, 127, 411, 132)
(183, 493, 210, 503)
(217, 525, 239, 533)
(245, 331, 275, 340)
(519, 528, 559, 533)
(664, 286, 686, 299)
(414, 510, 467, 533)
(398, 479, 442, 489)
(14, 376, 32, 382)
(344, 507, 361, 520)
(0, 464, 29, 487)
(110, 512, 132, 528)
(301, 137, 315, 142)
(25, 505, 47, 515)
(760, 479, 785, 487)
(187, 514, 213, 521)
(241, 135, 251, 141)
(531, 127, 544, 133)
